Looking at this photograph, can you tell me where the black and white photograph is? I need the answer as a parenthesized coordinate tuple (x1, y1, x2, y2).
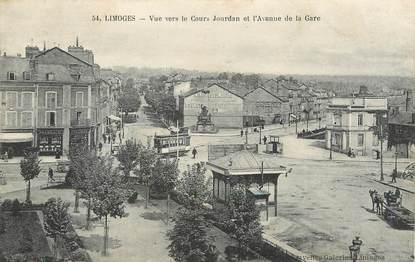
(0, 0, 414, 261)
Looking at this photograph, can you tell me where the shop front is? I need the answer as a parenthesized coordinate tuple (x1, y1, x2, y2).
(37, 128, 64, 155)
(0, 131, 34, 157)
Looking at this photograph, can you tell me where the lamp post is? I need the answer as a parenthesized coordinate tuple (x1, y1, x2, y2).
(329, 132, 333, 160)
(259, 126, 262, 144)
(348, 236, 363, 262)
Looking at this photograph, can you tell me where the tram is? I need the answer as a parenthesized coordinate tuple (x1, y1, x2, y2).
(153, 132, 191, 156)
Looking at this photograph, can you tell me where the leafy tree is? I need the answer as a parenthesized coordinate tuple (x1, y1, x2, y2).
(152, 159, 179, 224)
(117, 88, 141, 116)
(0, 216, 6, 234)
(19, 151, 41, 203)
(43, 198, 71, 259)
(160, 95, 177, 125)
(18, 228, 33, 253)
(11, 199, 21, 216)
(225, 185, 262, 260)
(67, 145, 99, 228)
(117, 139, 141, 177)
(91, 157, 130, 256)
(168, 207, 218, 262)
(217, 72, 229, 80)
(176, 163, 211, 209)
(133, 148, 159, 208)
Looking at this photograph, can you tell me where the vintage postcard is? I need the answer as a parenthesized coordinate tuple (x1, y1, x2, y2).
(0, 0, 414, 261)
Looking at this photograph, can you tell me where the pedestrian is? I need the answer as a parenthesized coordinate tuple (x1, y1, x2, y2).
(112, 134, 116, 143)
(263, 136, 267, 144)
(118, 131, 122, 143)
(48, 168, 55, 182)
(391, 169, 397, 183)
(98, 142, 103, 152)
(102, 133, 106, 144)
(240, 129, 243, 137)
(4, 151, 8, 162)
(192, 147, 197, 159)
(55, 149, 61, 159)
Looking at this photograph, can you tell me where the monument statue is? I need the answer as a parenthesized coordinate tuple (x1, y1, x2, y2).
(194, 105, 217, 133)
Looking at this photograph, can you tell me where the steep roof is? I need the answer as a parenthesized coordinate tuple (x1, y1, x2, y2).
(244, 86, 288, 102)
(0, 56, 31, 81)
(207, 150, 288, 176)
(35, 47, 92, 66)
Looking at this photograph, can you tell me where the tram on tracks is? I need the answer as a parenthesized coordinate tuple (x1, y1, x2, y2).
(153, 128, 191, 156)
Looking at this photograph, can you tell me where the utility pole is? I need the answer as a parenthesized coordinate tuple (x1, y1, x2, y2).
(295, 118, 298, 134)
(380, 123, 384, 181)
(176, 119, 179, 161)
(259, 126, 262, 144)
(329, 132, 333, 160)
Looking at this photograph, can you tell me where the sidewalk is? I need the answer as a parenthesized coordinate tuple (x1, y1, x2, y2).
(373, 177, 415, 194)
(191, 120, 322, 137)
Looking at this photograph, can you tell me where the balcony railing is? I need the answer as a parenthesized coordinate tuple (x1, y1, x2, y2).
(71, 118, 93, 127)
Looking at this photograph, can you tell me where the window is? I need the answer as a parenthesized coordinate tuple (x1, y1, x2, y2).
(46, 73, 55, 81)
(357, 114, 363, 126)
(372, 114, 377, 126)
(6, 91, 18, 108)
(23, 71, 31, 80)
(21, 111, 33, 128)
(75, 92, 84, 107)
(46, 111, 56, 127)
(76, 111, 82, 120)
(22, 92, 33, 109)
(334, 133, 341, 145)
(71, 74, 80, 81)
(7, 72, 16, 80)
(334, 114, 341, 126)
(6, 111, 17, 127)
(46, 92, 57, 108)
(358, 134, 364, 146)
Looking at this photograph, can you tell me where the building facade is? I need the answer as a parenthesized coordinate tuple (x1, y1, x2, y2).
(0, 43, 112, 157)
(180, 83, 244, 128)
(326, 97, 388, 156)
(243, 86, 289, 125)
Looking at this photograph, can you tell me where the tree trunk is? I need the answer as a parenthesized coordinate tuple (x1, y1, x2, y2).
(86, 197, 91, 230)
(167, 192, 170, 226)
(103, 215, 108, 256)
(74, 189, 80, 213)
(26, 180, 31, 203)
(145, 183, 150, 209)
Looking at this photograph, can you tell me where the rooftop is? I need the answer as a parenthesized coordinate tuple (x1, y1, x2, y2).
(206, 149, 288, 176)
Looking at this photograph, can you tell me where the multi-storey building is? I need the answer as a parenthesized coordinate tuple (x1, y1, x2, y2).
(0, 41, 114, 157)
(326, 96, 388, 156)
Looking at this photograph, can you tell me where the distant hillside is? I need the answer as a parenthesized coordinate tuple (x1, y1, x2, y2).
(112, 66, 414, 95)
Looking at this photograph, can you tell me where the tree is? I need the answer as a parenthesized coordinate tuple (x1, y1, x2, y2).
(117, 139, 141, 177)
(224, 185, 262, 260)
(152, 159, 179, 224)
(67, 145, 99, 228)
(43, 198, 71, 259)
(133, 148, 159, 208)
(19, 151, 41, 203)
(176, 163, 211, 209)
(217, 72, 229, 80)
(117, 88, 141, 116)
(0, 216, 6, 234)
(91, 157, 130, 256)
(168, 207, 218, 262)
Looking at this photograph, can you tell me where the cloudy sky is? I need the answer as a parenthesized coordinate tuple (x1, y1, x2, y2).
(0, 0, 414, 76)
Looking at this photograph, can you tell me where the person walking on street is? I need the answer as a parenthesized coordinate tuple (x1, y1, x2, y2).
(263, 136, 267, 144)
(48, 168, 55, 182)
(192, 147, 197, 159)
(102, 133, 106, 144)
(240, 129, 243, 137)
(98, 142, 103, 152)
(391, 168, 397, 183)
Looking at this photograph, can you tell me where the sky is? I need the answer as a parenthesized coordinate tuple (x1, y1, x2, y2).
(0, 0, 414, 76)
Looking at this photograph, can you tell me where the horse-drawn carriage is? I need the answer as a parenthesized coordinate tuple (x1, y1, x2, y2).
(369, 189, 415, 228)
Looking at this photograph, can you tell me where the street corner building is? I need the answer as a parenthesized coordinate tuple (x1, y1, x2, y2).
(0, 39, 117, 157)
(325, 87, 388, 157)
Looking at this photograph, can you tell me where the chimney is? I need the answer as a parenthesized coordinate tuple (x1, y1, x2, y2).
(406, 90, 413, 112)
(25, 46, 40, 58)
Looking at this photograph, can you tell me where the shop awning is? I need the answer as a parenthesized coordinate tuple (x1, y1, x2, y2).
(0, 133, 33, 143)
(108, 115, 121, 121)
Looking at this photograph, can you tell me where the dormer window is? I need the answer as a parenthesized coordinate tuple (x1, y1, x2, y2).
(46, 73, 55, 81)
(23, 71, 31, 80)
(7, 72, 16, 80)
(71, 74, 81, 81)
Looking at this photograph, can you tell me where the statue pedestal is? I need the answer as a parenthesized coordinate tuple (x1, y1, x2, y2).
(192, 124, 219, 133)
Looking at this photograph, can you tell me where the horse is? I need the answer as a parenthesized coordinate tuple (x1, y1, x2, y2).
(369, 189, 384, 215)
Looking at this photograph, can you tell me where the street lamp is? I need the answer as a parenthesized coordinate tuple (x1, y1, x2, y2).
(348, 236, 363, 262)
